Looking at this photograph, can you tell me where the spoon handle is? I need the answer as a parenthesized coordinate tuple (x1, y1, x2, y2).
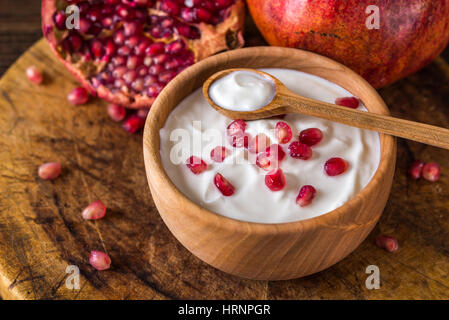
(277, 91, 449, 150)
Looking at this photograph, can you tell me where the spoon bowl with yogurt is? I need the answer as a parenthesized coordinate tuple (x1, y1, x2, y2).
(204, 68, 449, 150)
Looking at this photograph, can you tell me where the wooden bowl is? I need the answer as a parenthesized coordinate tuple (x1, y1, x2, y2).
(143, 47, 396, 280)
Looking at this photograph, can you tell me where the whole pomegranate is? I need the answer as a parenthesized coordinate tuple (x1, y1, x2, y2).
(42, 0, 245, 108)
(247, 0, 449, 88)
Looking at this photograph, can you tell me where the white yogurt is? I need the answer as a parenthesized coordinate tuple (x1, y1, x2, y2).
(208, 71, 276, 111)
(160, 68, 380, 224)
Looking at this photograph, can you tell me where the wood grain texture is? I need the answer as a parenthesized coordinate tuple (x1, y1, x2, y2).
(144, 47, 396, 280)
(0, 17, 448, 299)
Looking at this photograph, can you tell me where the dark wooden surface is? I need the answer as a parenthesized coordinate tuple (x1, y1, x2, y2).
(0, 1, 449, 300)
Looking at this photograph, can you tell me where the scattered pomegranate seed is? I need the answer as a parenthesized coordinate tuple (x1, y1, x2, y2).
(210, 146, 229, 163)
(265, 144, 285, 162)
(38, 162, 61, 180)
(375, 235, 398, 253)
(186, 156, 207, 174)
(335, 97, 360, 109)
(275, 121, 293, 144)
(89, 251, 111, 271)
(422, 162, 440, 182)
(248, 133, 271, 154)
(67, 87, 89, 105)
(324, 157, 348, 176)
(265, 168, 286, 191)
(82, 200, 107, 220)
(229, 132, 251, 148)
(288, 141, 312, 160)
(256, 152, 278, 171)
(214, 173, 235, 196)
(122, 114, 145, 133)
(299, 128, 323, 146)
(408, 160, 425, 180)
(107, 104, 126, 122)
(226, 119, 247, 137)
(26, 66, 43, 84)
(296, 185, 317, 207)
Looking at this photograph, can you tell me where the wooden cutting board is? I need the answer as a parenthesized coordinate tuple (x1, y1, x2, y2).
(0, 39, 448, 300)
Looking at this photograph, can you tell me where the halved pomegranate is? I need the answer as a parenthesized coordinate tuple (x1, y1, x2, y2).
(42, 0, 245, 109)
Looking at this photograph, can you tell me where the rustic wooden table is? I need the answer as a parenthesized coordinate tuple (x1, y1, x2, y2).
(0, 2, 448, 300)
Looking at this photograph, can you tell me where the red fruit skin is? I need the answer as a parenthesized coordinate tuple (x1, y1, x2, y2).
(89, 251, 112, 271)
(214, 173, 235, 196)
(422, 162, 440, 182)
(265, 168, 286, 191)
(41, 0, 246, 109)
(247, 0, 449, 88)
(296, 185, 316, 207)
(408, 160, 424, 180)
(375, 235, 398, 253)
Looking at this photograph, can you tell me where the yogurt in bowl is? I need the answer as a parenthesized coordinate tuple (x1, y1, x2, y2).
(160, 68, 380, 223)
(143, 47, 396, 280)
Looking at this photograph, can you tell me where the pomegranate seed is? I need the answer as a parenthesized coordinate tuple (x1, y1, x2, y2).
(215, 0, 233, 9)
(90, 39, 104, 58)
(324, 157, 348, 176)
(165, 39, 185, 54)
(67, 87, 89, 105)
(229, 132, 251, 148)
(82, 200, 107, 220)
(114, 30, 126, 45)
(265, 144, 285, 162)
(335, 97, 360, 109)
(26, 66, 43, 85)
(89, 251, 111, 271)
(79, 18, 92, 33)
(122, 114, 145, 133)
(38, 162, 62, 180)
(375, 235, 398, 253)
(158, 70, 177, 83)
(256, 152, 278, 171)
(248, 133, 271, 154)
(265, 168, 286, 191)
(181, 7, 196, 22)
(107, 104, 126, 122)
(145, 42, 165, 56)
(288, 141, 312, 160)
(299, 128, 323, 146)
(196, 8, 212, 22)
(275, 121, 292, 144)
(408, 160, 424, 180)
(214, 173, 235, 196)
(226, 119, 246, 137)
(186, 156, 208, 174)
(53, 11, 66, 29)
(161, 0, 181, 15)
(296, 185, 317, 207)
(147, 83, 164, 97)
(422, 162, 440, 182)
(210, 146, 228, 163)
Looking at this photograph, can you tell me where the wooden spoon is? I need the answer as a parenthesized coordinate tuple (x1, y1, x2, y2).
(203, 68, 449, 150)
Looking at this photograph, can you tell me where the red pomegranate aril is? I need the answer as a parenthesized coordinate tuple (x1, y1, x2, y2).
(408, 160, 425, 180)
(153, 53, 170, 65)
(108, 104, 126, 122)
(265, 168, 286, 191)
(82, 200, 107, 220)
(159, 70, 177, 83)
(79, 18, 92, 33)
(89, 251, 111, 271)
(149, 64, 164, 75)
(229, 132, 251, 148)
(296, 185, 317, 207)
(166, 39, 185, 54)
(90, 40, 104, 58)
(137, 108, 150, 118)
(288, 141, 312, 160)
(324, 157, 348, 176)
(105, 40, 116, 56)
(161, 0, 181, 15)
(248, 133, 271, 154)
(375, 235, 398, 253)
(186, 156, 208, 174)
(196, 8, 212, 22)
(335, 97, 360, 109)
(256, 152, 278, 171)
(215, 0, 233, 9)
(265, 144, 285, 162)
(26, 66, 43, 85)
(145, 42, 165, 56)
(122, 114, 145, 133)
(147, 83, 164, 97)
(125, 35, 141, 47)
(53, 11, 66, 29)
(118, 45, 132, 56)
(123, 70, 137, 84)
(113, 30, 126, 45)
(226, 119, 247, 137)
(299, 128, 323, 146)
(181, 7, 196, 22)
(131, 78, 145, 91)
(275, 121, 292, 144)
(422, 162, 440, 182)
(214, 173, 235, 196)
(123, 21, 140, 36)
(68, 87, 89, 105)
(210, 146, 228, 163)
(127, 56, 142, 69)
(38, 162, 61, 180)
